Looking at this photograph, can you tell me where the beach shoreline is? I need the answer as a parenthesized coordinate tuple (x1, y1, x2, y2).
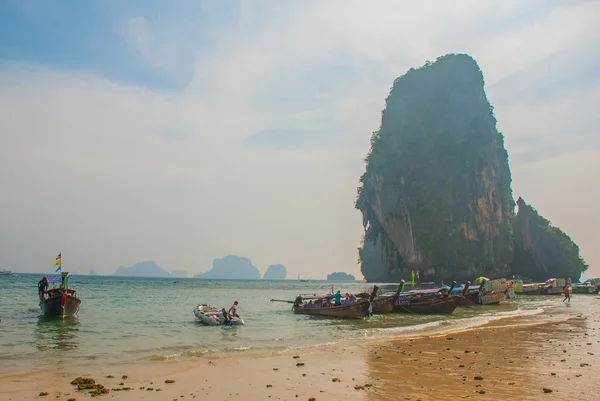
(2, 296, 599, 401)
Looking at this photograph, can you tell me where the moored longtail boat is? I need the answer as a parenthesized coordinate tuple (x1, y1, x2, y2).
(393, 281, 469, 314)
(472, 278, 510, 305)
(271, 286, 378, 319)
(371, 281, 405, 314)
(517, 277, 570, 296)
(40, 272, 81, 319)
(455, 281, 486, 306)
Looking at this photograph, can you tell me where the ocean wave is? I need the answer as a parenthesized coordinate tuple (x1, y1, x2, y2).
(366, 306, 546, 340)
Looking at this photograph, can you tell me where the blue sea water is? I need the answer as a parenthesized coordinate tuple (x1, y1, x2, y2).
(0, 274, 555, 376)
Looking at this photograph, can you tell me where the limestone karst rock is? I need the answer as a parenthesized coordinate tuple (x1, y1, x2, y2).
(512, 197, 588, 282)
(356, 54, 514, 282)
(263, 264, 287, 280)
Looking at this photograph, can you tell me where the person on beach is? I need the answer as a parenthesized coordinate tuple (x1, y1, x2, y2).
(37, 277, 49, 301)
(228, 300, 240, 317)
(334, 290, 342, 306)
(562, 286, 571, 303)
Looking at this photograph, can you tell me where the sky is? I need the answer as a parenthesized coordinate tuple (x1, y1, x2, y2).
(0, 0, 598, 279)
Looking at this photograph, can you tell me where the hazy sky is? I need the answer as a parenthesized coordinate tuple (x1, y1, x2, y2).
(1, 0, 598, 279)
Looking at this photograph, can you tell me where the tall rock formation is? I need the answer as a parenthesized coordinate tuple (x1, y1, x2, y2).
(512, 197, 588, 282)
(356, 54, 514, 282)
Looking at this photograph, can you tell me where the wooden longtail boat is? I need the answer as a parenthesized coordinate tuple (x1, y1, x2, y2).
(271, 287, 379, 319)
(39, 272, 81, 319)
(371, 281, 405, 314)
(456, 281, 486, 306)
(393, 282, 470, 314)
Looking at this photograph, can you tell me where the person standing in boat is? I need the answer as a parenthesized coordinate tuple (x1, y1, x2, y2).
(37, 277, 49, 301)
(334, 290, 342, 306)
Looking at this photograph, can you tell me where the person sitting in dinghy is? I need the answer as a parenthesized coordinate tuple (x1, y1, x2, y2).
(228, 300, 240, 318)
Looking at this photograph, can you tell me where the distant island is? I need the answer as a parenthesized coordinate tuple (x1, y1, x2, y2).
(88, 269, 98, 276)
(114, 261, 171, 277)
(263, 264, 287, 280)
(194, 255, 261, 280)
(327, 272, 356, 281)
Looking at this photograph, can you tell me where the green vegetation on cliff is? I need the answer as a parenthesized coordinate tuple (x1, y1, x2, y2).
(512, 197, 588, 282)
(356, 54, 514, 281)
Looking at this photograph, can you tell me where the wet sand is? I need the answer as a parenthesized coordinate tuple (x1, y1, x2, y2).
(2, 296, 599, 401)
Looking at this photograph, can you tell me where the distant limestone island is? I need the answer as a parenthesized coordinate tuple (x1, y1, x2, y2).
(113, 261, 187, 278)
(263, 264, 287, 280)
(111, 256, 290, 280)
(327, 272, 356, 281)
(194, 255, 260, 279)
(194, 255, 288, 280)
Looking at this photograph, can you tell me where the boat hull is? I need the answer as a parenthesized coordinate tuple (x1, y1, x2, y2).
(393, 295, 461, 314)
(371, 297, 395, 314)
(39, 293, 81, 319)
(458, 291, 481, 307)
(293, 300, 371, 319)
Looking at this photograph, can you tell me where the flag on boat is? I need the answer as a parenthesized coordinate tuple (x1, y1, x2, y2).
(54, 252, 62, 272)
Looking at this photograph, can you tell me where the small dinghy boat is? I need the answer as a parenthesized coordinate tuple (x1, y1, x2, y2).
(193, 304, 245, 326)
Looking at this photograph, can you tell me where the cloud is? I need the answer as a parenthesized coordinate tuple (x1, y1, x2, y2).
(122, 17, 158, 68)
(0, 0, 599, 278)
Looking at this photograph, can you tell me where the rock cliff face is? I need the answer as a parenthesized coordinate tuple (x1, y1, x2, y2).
(358, 234, 403, 282)
(356, 54, 514, 282)
(512, 197, 588, 282)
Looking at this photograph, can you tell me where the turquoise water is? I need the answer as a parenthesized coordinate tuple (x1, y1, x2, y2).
(0, 274, 555, 375)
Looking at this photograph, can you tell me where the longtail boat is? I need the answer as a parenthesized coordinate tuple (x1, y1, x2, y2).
(470, 278, 511, 305)
(518, 277, 570, 296)
(40, 272, 81, 319)
(393, 281, 469, 314)
(371, 281, 405, 314)
(271, 286, 378, 319)
(453, 281, 486, 306)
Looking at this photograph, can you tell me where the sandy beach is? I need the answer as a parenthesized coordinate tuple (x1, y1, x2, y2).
(2, 296, 599, 401)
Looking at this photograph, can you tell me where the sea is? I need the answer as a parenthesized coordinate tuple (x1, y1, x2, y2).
(0, 273, 560, 376)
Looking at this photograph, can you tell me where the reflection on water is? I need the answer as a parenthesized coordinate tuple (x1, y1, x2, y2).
(219, 325, 240, 341)
(35, 317, 80, 351)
